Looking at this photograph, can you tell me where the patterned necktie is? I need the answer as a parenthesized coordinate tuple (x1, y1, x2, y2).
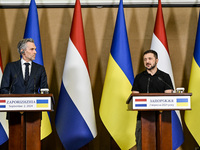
(24, 63, 30, 85)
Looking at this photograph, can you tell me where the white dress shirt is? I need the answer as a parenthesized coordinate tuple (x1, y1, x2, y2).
(21, 59, 32, 79)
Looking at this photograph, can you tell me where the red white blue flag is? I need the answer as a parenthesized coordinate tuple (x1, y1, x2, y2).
(150, 0, 184, 149)
(0, 49, 9, 145)
(55, 0, 97, 149)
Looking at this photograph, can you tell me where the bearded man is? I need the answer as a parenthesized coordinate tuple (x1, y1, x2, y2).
(132, 49, 173, 150)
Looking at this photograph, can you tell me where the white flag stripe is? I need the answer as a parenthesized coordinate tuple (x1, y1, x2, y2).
(0, 69, 2, 87)
(151, 33, 175, 88)
(151, 33, 183, 126)
(175, 110, 183, 126)
(0, 113, 9, 136)
(62, 38, 97, 137)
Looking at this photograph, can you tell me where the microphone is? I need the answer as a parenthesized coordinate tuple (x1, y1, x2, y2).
(157, 77, 173, 90)
(9, 73, 18, 94)
(33, 77, 36, 94)
(126, 93, 133, 104)
(147, 77, 150, 93)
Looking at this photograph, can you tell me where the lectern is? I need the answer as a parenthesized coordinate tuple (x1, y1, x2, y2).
(127, 93, 191, 150)
(0, 94, 54, 150)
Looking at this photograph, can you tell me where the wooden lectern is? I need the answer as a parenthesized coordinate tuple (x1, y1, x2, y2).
(0, 94, 54, 150)
(127, 93, 191, 150)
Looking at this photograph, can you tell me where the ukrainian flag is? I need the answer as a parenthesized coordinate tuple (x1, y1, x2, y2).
(185, 12, 200, 145)
(24, 0, 52, 140)
(36, 100, 49, 108)
(99, 0, 137, 149)
(176, 99, 188, 107)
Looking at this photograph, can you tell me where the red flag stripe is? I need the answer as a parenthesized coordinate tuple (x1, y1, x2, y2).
(0, 100, 6, 103)
(135, 99, 147, 102)
(0, 49, 3, 72)
(154, 0, 169, 54)
(70, 0, 89, 72)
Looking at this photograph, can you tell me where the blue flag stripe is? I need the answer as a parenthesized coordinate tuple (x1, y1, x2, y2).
(0, 123, 8, 145)
(24, 0, 43, 65)
(110, 0, 134, 85)
(176, 99, 188, 103)
(36, 100, 48, 104)
(172, 111, 184, 149)
(194, 12, 200, 66)
(135, 104, 147, 107)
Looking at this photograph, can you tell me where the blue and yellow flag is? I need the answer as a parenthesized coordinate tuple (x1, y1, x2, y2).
(24, 0, 52, 140)
(185, 12, 200, 145)
(99, 0, 137, 149)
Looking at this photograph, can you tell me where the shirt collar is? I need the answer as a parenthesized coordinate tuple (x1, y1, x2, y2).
(21, 59, 32, 66)
(144, 69, 161, 76)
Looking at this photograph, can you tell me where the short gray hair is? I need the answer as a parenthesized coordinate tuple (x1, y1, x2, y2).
(17, 38, 34, 54)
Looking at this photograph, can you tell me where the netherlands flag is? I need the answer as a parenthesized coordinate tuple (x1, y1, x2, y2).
(0, 49, 9, 145)
(0, 100, 6, 108)
(135, 99, 147, 107)
(150, 0, 184, 149)
(55, 0, 97, 149)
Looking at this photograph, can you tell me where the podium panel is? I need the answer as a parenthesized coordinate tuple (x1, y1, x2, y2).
(127, 93, 191, 150)
(127, 93, 191, 111)
(0, 94, 53, 111)
(0, 94, 54, 150)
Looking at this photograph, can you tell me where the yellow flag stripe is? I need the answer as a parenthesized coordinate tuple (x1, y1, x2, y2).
(41, 112, 52, 140)
(176, 103, 188, 107)
(37, 104, 49, 108)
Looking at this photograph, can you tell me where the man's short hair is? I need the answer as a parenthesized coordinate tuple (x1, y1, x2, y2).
(17, 38, 34, 54)
(143, 49, 158, 59)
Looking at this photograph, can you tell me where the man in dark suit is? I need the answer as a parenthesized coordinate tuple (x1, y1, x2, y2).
(1, 38, 48, 94)
(0, 38, 49, 149)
